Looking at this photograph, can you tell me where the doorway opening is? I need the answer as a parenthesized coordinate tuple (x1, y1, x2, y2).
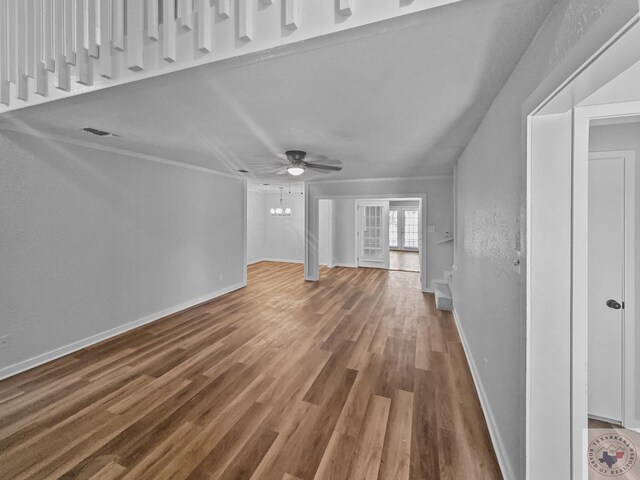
(315, 197, 423, 277)
(527, 18, 640, 476)
(389, 201, 421, 272)
(587, 120, 638, 438)
(354, 198, 422, 274)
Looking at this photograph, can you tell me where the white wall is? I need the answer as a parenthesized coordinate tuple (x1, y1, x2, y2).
(319, 200, 331, 266)
(334, 199, 357, 267)
(247, 189, 265, 265)
(453, 1, 639, 478)
(590, 122, 640, 422)
(249, 190, 305, 263)
(390, 200, 419, 208)
(306, 177, 454, 288)
(0, 130, 246, 378)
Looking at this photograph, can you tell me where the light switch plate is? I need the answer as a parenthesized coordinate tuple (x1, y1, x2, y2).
(427, 226, 435, 233)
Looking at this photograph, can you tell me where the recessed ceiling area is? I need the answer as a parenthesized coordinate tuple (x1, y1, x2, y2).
(0, 0, 555, 184)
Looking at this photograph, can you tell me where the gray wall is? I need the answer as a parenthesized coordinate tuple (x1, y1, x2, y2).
(453, 0, 639, 478)
(0, 130, 246, 378)
(247, 189, 265, 264)
(247, 190, 305, 263)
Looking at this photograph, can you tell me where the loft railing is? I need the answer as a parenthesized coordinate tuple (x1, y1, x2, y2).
(0, 0, 460, 113)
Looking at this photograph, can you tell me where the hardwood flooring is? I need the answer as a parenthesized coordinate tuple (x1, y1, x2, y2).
(389, 251, 420, 273)
(0, 262, 501, 480)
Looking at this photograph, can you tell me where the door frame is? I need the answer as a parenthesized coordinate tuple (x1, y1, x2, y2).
(588, 149, 637, 429)
(527, 13, 640, 480)
(355, 199, 390, 269)
(389, 205, 420, 251)
(529, 104, 640, 478)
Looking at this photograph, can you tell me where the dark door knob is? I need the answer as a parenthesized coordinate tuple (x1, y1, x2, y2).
(606, 299, 623, 310)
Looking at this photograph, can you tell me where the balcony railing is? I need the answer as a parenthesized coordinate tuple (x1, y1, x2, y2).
(0, 0, 460, 113)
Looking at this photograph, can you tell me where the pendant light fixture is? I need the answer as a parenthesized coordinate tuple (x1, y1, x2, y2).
(270, 187, 292, 216)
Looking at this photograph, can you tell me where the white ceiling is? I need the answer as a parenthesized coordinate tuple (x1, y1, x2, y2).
(0, 0, 555, 185)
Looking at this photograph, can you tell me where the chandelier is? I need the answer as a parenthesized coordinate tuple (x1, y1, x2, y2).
(270, 187, 292, 216)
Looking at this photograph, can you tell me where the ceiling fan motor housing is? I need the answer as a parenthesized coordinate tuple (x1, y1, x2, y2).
(286, 150, 307, 163)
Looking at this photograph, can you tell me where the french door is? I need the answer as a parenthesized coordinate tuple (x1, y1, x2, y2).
(389, 208, 419, 251)
(357, 201, 390, 269)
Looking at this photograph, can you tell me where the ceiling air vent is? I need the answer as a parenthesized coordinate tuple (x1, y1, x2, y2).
(81, 127, 116, 137)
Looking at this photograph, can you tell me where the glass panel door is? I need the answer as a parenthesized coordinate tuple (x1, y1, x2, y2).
(358, 201, 390, 268)
(389, 210, 398, 248)
(402, 210, 419, 249)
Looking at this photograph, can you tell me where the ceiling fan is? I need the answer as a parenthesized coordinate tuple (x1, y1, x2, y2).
(271, 150, 343, 176)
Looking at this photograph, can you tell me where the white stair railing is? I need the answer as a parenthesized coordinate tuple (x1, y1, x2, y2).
(0, 0, 461, 113)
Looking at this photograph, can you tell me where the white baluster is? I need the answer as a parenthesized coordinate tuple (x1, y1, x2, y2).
(162, 0, 176, 62)
(64, 0, 76, 64)
(0, 1, 10, 105)
(44, 0, 56, 71)
(285, 0, 297, 30)
(55, 0, 71, 90)
(219, 0, 230, 19)
(99, 0, 113, 78)
(147, 0, 159, 40)
(127, 0, 144, 71)
(17, 0, 28, 100)
(196, 0, 211, 53)
(239, 0, 252, 41)
(338, 0, 351, 16)
(88, 0, 99, 58)
(179, 0, 193, 30)
(113, 0, 124, 51)
(35, 0, 49, 96)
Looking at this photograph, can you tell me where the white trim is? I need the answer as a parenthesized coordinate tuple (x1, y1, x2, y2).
(531, 14, 639, 116)
(243, 179, 248, 286)
(308, 174, 453, 185)
(0, 281, 247, 381)
(261, 258, 304, 264)
(333, 262, 357, 268)
(0, 125, 240, 179)
(453, 308, 515, 480)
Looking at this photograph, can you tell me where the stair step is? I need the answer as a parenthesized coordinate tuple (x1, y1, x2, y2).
(434, 282, 453, 311)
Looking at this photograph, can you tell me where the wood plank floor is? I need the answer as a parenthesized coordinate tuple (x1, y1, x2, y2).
(389, 251, 420, 273)
(0, 262, 501, 480)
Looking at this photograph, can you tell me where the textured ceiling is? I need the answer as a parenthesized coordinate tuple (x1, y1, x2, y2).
(0, 0, 555, 185)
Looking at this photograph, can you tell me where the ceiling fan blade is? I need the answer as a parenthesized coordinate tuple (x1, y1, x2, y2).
(274, 167, 289, 175)
(304, 154, 341, 165)
(304, 163, 342, 172)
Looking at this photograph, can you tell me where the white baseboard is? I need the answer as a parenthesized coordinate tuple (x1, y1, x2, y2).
(0, 282, 246, 381)
(261, 258, 304, 264)
(334, 262, 357, 268)
(452, 308, 515, 480)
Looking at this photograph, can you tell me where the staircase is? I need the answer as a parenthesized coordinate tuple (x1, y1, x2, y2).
(432, 270, 453, 311)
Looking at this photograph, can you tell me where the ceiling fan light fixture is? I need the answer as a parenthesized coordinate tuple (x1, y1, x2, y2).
(287, 166, 305, 176)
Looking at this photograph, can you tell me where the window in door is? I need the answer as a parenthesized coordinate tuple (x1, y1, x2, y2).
(389, 210, 398, 248)
(363, 206, 383, 261)
(403, 210, 419, 249)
